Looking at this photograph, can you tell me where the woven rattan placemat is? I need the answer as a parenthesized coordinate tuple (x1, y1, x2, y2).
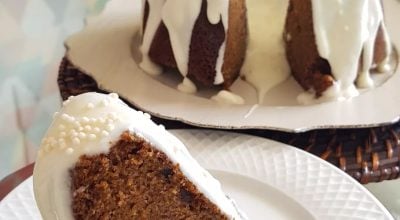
(58, 58, 400, 184)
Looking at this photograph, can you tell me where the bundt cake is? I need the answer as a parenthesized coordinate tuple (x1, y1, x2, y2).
(139, 0, 392, 103)
(33, 92, 246, 219)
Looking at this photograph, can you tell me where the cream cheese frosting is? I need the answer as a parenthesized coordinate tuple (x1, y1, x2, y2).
(139, 0, 164, 75)
(33, 92, 244, 219)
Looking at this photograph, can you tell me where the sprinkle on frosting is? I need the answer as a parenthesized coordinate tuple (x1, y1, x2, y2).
(38, 93, 123, 157)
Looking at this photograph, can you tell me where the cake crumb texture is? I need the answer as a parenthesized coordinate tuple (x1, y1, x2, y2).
(70, 131, 228, 220)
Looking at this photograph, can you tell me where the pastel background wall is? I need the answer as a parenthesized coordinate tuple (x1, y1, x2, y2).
(0, 0, 108, 179)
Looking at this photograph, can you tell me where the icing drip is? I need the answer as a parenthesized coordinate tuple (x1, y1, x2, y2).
(177, 77, 197, 94)
(139, 0, 165, 75)
(312, 0, 385, 94)
(33, 93, 243, 220)
(357, 0, 384, 88)
(214, 41, 227, 84)
(377, 22, 392, 73)
(211, 90, 245, 105)
(161, 0, 202, 76)
(141, 0, 229, 85)
(298, 83, 359, 105)
(240, 0, 290, 103)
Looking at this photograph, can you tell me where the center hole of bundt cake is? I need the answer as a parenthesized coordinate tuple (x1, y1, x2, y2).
(69, 131, 228, 219)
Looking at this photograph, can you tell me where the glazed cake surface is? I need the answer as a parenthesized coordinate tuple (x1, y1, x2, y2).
(286, 0, 392, 103)
(140, 0, 247, 93)
(139, 0, 392, 104)
(33, 92, 244, 219)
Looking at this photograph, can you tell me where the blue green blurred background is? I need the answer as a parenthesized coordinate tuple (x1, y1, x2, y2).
(0, 0, 108, 179)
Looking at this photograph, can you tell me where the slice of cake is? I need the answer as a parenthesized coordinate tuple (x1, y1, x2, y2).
(33, 92, 245, 219)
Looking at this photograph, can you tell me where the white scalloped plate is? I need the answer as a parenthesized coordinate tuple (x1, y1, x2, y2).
(65, 0, 400, 132)
(0, 130, 393, 219)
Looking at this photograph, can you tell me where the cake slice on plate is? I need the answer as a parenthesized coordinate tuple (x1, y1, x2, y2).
(33, 92, 245, 219)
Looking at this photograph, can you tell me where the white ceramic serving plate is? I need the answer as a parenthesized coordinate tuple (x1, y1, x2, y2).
(65, 0, 400, 132)
(0, 130, 393, 219)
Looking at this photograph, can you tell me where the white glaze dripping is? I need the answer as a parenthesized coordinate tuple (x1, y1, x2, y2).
(356, 0, 384, 88)
(311, 0, 385, 98)
(211, 90, 245, 105)
(240, 0, 290, 104)
(376, 22, 392, 73)
(177, 77, 197, 94)
(161, 0, 202, 76)
(139, 0, 165, 75)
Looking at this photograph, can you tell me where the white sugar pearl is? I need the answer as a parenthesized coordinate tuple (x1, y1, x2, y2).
(70, 130, 78, 137)
(62, 100, 70, 106)
(78, 132, 87, 139)
(109, 93, 118, 99)
(73, 121, 81, 127)
(101, 131, 109, 137)
(61, 114, 69, 121)
(90, 118, 97, 123)
(82, 117, 90, 123)
(58, 124, 66, 130)
(98, 118, 106, 124)
(66, 148, 74, 155)
(72, 137, 80, 145)
(84, 125, 92, 131)
(61, 114, 75, 123)
(93, 127, 100, 133)
(59, 132, 66, 137)
(88, 134, 97, 140)
(144, 113, 151, 119)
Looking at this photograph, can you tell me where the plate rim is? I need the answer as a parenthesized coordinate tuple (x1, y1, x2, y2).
(170, 129, 393, 219)
(64, 0, 400, 133)
(0, 129, 393, 219)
